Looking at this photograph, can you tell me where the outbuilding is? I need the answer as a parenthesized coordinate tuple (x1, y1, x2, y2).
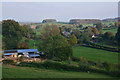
(3, 49, 40, 58)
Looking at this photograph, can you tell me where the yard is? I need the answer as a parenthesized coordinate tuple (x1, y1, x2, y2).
(73, 46, 118, 64)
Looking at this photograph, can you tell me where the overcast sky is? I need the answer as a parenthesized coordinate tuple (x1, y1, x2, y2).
(2, 2, 118, 22)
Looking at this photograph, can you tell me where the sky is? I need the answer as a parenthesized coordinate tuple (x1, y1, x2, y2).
(1, 0, 120, 2)
(2, 2, 118, 22)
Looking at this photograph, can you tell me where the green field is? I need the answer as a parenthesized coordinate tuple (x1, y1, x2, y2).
(28, 40, 39, 49)
(102, 22, 115, 25)
(73, 46, 118, 64)
(103, 28, 118, 34)
(2, 64, 113, 78)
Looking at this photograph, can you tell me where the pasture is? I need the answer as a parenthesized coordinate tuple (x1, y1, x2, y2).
(103, 28, 118, 34)
(73, 46, 118, 64)
(2, 64, 112, 78)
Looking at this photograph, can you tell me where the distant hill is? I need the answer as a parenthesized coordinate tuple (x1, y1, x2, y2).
(42, 19, 56, 23)
(102, 17, 119, 22)
(69, 19, 101, 24)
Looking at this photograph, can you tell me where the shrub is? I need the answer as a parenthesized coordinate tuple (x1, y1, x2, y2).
(72, 57, 80, 62)
(19, 56, 24, 62)
(78, 62, 90, 71)
(102, 62, 111, 71)
(79, 56, 88, 64)
(2, 59, 14, 64)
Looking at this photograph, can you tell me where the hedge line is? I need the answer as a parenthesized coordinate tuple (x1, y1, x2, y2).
(18, 61, 120, 77)
(83, 42, 120, 53)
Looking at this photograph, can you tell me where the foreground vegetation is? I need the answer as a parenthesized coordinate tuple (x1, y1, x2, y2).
(2, 64, 113, 78)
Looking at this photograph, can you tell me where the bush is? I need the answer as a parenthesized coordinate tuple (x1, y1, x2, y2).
(102, 62, 111, 71)
(72, 57, 80, 62)
(19, 56, 24, 62)
(79, 56, 88, 64)
(2, 59, 14, 64)
(78, 62, 90, 71)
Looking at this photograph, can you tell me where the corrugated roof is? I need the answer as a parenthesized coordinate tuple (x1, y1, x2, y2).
(17, 49, 39, 53)
(3, 53, 12, 55)
(4, 50, 17, 53)
(29, 54, 40, 57)
(3, 49, 40, 56)
(3, 49, 39, 53)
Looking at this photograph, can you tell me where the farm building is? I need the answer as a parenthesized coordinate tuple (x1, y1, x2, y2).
(3, 49, 40, 58)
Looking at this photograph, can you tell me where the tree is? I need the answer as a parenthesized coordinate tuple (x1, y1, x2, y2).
(80, 33, 90, 43)
(92, 27, 98, 34)
(115, 25, 120, 46)
(40, 24, 60, 40)
(38, 35, 73, 61)
(69, 34, 77, 45)
(2, 20, 27, 49)
(103, 31, 114, 40)
(77, 24, 83, 28)
(73, 29, 80, 39)
(17, 42, 30, 49)
(84, 27, 94, 38)
(96, 23, 103, 32)
(115, 20, 119, 27)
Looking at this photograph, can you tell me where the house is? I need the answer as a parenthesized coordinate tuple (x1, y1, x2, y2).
(3, 49, 40, 58)
(92, 34, 98, 39)
(62, 31, 71, 37)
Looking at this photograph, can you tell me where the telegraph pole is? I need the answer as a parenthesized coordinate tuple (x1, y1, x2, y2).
(34, 42, 35, 61)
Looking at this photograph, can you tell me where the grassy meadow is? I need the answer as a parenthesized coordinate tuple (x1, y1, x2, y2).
(103, 28, 118, 34)
(2, 64, 113, 78)
(73, 46, 118, 64)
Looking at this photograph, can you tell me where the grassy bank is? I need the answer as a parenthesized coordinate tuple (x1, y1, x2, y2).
(2, 64, 113, 78)
(73, 46, 118, 64)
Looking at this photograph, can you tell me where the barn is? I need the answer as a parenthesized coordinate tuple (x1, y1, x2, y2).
(3, 49, 40, 58)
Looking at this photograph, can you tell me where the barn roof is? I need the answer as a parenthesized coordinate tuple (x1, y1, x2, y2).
(3, 49, 40, 56)
(17, 49, 39, 53)
(4, 50, 17, 53)
(3, 53, 12, 55)
(29, 54, 40, 57)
